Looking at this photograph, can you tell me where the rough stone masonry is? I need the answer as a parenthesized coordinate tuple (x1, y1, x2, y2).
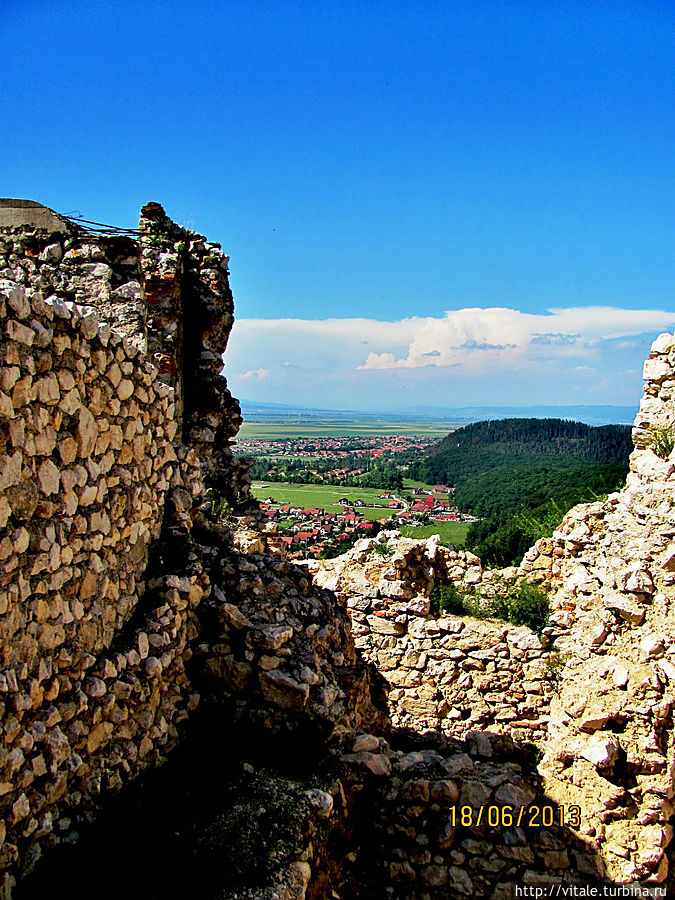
(0, 199, 237, 892)
(0, 200, 387, 898)
(1, 198, 674, 899)
(310, 327, 675, 889)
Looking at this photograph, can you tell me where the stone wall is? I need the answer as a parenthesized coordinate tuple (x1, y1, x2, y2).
(191, 525, 388, 747)
(0, 280, 206, 889)
(534, 332, 675, 886)
(0, 199, 144, 346)
(0, 201, 385, 897)
(0, 199, 249, 506)
(313, 330, 675, 889)
(310, 536, 556, 742)
(0, 200, 249, 892)
(334, 730, 604, 898)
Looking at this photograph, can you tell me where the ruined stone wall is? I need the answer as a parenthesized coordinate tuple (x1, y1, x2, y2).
(334, 730, 604, 898)
(137, 202, 249, 505)
(0, 200, 144, 347)
(3, 197, 674, 898)
(533, 333, 675, 886)
(0, 201, 250, 892)
(0, 277, 210, 890)
(194, 540, 387, 745)
(310, 536, 556, 743)
(0, 199, 249, 507)
(0, 201, 384, 898)
(313, 330, 675, 890)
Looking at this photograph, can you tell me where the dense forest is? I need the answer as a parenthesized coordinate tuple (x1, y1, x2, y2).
(408, 418, 632, 566)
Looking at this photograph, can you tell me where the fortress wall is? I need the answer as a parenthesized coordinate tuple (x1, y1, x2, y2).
(0, 201, 144, 347)
(0, 201, 382, 897)
(534, 334, 675, 885)
(0, 278, 205, 888)
(310, 539, 556, 742)
(334, 730, 604, 899)
(313, 331, 675, 888)
(0, 201, 246, 891)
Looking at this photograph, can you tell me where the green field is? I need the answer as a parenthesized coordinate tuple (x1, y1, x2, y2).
(238, 421, 453, 439)
(252, 481, 399, 520)
(399, 522, 469, 548)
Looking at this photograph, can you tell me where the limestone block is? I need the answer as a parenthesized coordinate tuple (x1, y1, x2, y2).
(579, 735, 620, 769)
(11, 375, 33, 406)
(0, 451, 22, 490)
(56, 369, 75, 391)
(59, 388, 82, 415)
(0, 390, 13, 417)
(661, 545, 675, 572)
(252, 625, 294, 651)
(259, 670, 309, 709)
(602, 591, 645, 624)
(641, 635, 664, 659)
(7, 319, 34, 346)
(116, 379, 134, 401)
(367, 615, 405, 635)
(643, 357, 671, 382)
(37, 460, 60, 496)
(632, 450, 674, 480)
(340, 751, 392, 776)
(656, 659, 675, 682)
(1, 365, 20, 391)
(76, 406, 98, 456)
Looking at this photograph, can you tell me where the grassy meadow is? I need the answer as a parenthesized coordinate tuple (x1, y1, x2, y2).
(238, 420, 453, 439)
(252, 481, 399, 520)
(399, 522, 469, 548)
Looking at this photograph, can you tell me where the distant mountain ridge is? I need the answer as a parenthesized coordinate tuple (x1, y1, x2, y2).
(240, 400, 638, 427)
(405, 417, 633, 567)
(429, 417, 632, 463)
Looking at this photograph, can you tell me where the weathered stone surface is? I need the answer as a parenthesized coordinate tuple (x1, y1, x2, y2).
(341, 751, 392, 776)
(0, 205, 253, 892)
(602, 591, 645, 624)
(312, 536, 553, 740)
(259, 670, 310, 709)
(36, 459, 60, 495)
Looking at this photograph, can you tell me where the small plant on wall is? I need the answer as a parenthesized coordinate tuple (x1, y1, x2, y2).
(544, 650, 571, 684)
(429, 578, 549, 633)
(650, 426, 675, 460)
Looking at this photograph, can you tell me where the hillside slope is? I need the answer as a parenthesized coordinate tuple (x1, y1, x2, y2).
(409, 418, 632, 565)
(411, 418, 631, 508)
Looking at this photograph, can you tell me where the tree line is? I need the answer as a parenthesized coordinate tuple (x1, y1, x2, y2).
(408, 418, 631, 566)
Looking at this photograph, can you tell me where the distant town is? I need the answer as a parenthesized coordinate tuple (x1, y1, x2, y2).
(254, 485, 478, 559)
(237, 433, 436, 461)
(235, 433, 476, 560)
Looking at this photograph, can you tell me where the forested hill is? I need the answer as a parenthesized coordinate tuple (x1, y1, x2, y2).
(409, 417, 631, 516)
(407, 418, 633, 566)
(417, 418, 631, 472)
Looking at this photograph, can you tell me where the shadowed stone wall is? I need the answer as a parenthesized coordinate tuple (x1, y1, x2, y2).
(0, 201, 247, 893)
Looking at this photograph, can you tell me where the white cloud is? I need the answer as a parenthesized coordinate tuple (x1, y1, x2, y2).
(355, 306, 675, 370)
(238, 367, 271, 380)
(223, 306, 675, 408)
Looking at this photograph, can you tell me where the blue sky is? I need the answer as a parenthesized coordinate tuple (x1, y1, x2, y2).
(3, 0, 674, 411)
